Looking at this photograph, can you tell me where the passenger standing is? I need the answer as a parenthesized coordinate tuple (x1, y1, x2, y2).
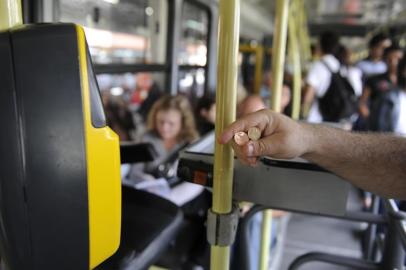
(303, 31, 341, 123)
(358, 45, 404, 133)
(356, 33, 391, 81)
(397, 55, 406, 135)
(336, 45, 363, 97)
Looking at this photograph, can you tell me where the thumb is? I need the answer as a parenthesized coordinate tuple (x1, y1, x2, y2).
(245, 137, 274, 157)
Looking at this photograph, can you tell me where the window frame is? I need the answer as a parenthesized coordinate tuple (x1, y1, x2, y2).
(178, 0, 212, 94)
(24, 0, 218, 96)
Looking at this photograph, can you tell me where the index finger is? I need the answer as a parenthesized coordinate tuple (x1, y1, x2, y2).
(218, 110, 269, 144)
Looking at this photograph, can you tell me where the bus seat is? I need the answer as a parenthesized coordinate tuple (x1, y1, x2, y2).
(95, 186, 183, 270)
(120, 142, 158, 164)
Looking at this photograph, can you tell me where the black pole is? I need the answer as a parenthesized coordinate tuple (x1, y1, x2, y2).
(288, 252, 379, 270)
(381, 212, 405, 269)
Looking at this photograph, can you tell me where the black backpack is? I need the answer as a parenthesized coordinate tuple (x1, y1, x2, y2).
(318, 62, 358, 122)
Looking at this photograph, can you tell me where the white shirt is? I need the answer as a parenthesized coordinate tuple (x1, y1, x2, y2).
(340, 66, 363, 96)
(395, 91, 406, 135)
(356, 60, 387, 79)
(306, 55, 363, 123)
(306, 54, 340, 123)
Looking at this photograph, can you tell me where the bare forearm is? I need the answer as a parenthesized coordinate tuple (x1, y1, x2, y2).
(221, 110, 406, 200)
(302, 124, 406, 199)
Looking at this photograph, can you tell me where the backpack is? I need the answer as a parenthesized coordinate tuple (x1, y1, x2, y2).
(318, 62, 358, 122)
(368, 88, 400, 132)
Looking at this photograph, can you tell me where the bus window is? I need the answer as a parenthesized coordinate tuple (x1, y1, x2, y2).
(178, 1, 209, 66)
(178, 68, 205, 102)
(97, 72, 165, 140)
(56, 0, 168, 65)
(97, 72, 165, 111)
(177, 2, 210, 103)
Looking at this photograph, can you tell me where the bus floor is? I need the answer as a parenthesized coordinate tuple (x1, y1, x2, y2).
(279, 187, 364, 270)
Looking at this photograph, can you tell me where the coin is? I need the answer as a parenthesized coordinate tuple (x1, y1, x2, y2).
(234, 131, 249, 146)
(248, 127, 261, 141)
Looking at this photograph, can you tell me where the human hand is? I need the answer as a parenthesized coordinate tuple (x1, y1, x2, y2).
(219, 110, 312, 166)
(359, 103, 370, 118)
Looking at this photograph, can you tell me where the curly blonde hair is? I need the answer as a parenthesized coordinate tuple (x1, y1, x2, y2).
(147, 95, 199, 143)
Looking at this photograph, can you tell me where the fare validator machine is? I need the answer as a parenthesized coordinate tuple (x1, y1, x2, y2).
(177, 132, 351, 217)
(0, 24, 121, 270)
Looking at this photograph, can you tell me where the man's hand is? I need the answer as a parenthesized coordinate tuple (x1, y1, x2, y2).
(221, 109, 406, 200)
(219, 109, 312, 166)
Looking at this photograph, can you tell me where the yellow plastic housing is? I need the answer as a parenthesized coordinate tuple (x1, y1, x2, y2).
(76, 26, 122, 269)
(0, 0, 22, 31)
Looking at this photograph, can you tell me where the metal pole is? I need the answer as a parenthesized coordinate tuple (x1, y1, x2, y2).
(288, 0, 302, 120)
(381, 199, 406, 269)
(259, 210, 273, 270)
(211, 0, 240, 269)
(254, 46, 264, 95)
(260, 1, 290, 270)
(270, 0, 290, 112)
(166, 0, 182, 96)
(0, 0, 22, 31)
(298, 0, 311, 66)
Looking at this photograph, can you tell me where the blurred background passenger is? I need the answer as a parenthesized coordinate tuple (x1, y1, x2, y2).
(125, 95, 203, 205)
(139, 95, 197, 177)
(281, 81, 292, 116)
(102, 91, 136, 142)
(237, 94, 266, 118)
(303, 31, 341, 123)
(195, 94, 216, 136)
(358, 44, 404, 133)
(130, 72, 162, 121)
(397, 54, 406, 136)
(356, 33, 391, 81)
(304, 31, 360, 125)
(336, 44, 363, 98)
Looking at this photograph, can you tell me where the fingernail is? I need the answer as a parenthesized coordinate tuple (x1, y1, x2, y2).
(247, 143, 254, 156)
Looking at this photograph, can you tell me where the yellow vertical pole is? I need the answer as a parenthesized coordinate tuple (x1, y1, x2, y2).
(254, 46, 264, 94)
(211, 0, 239, 269)
(0, 0, 22, 31)
(289, 0, 302, 120)
(270, 0, 290, 112)
(298, 0, 311, 66)
(260, 0, 290, 270)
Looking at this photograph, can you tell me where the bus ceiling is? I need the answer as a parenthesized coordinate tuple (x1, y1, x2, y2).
(240, 0, 406, 38)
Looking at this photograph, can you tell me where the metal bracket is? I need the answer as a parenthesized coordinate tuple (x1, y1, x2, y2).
(207, 203, 240, 246)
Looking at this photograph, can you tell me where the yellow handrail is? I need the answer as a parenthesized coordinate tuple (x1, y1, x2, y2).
(239, 44, 259, 53)
(254, 46, 264, 95)
(211, 0, 240, 269)
(260, 1, 290, 270)
(298, 0, 311, 67)
(0, 0, 22, 31)
(239, 45, 264, 94)
(270, 0, 290, 112)
(289, 0, 302, 120)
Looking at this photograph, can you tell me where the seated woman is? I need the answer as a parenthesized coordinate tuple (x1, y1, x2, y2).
(124, 95, 203, 206)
